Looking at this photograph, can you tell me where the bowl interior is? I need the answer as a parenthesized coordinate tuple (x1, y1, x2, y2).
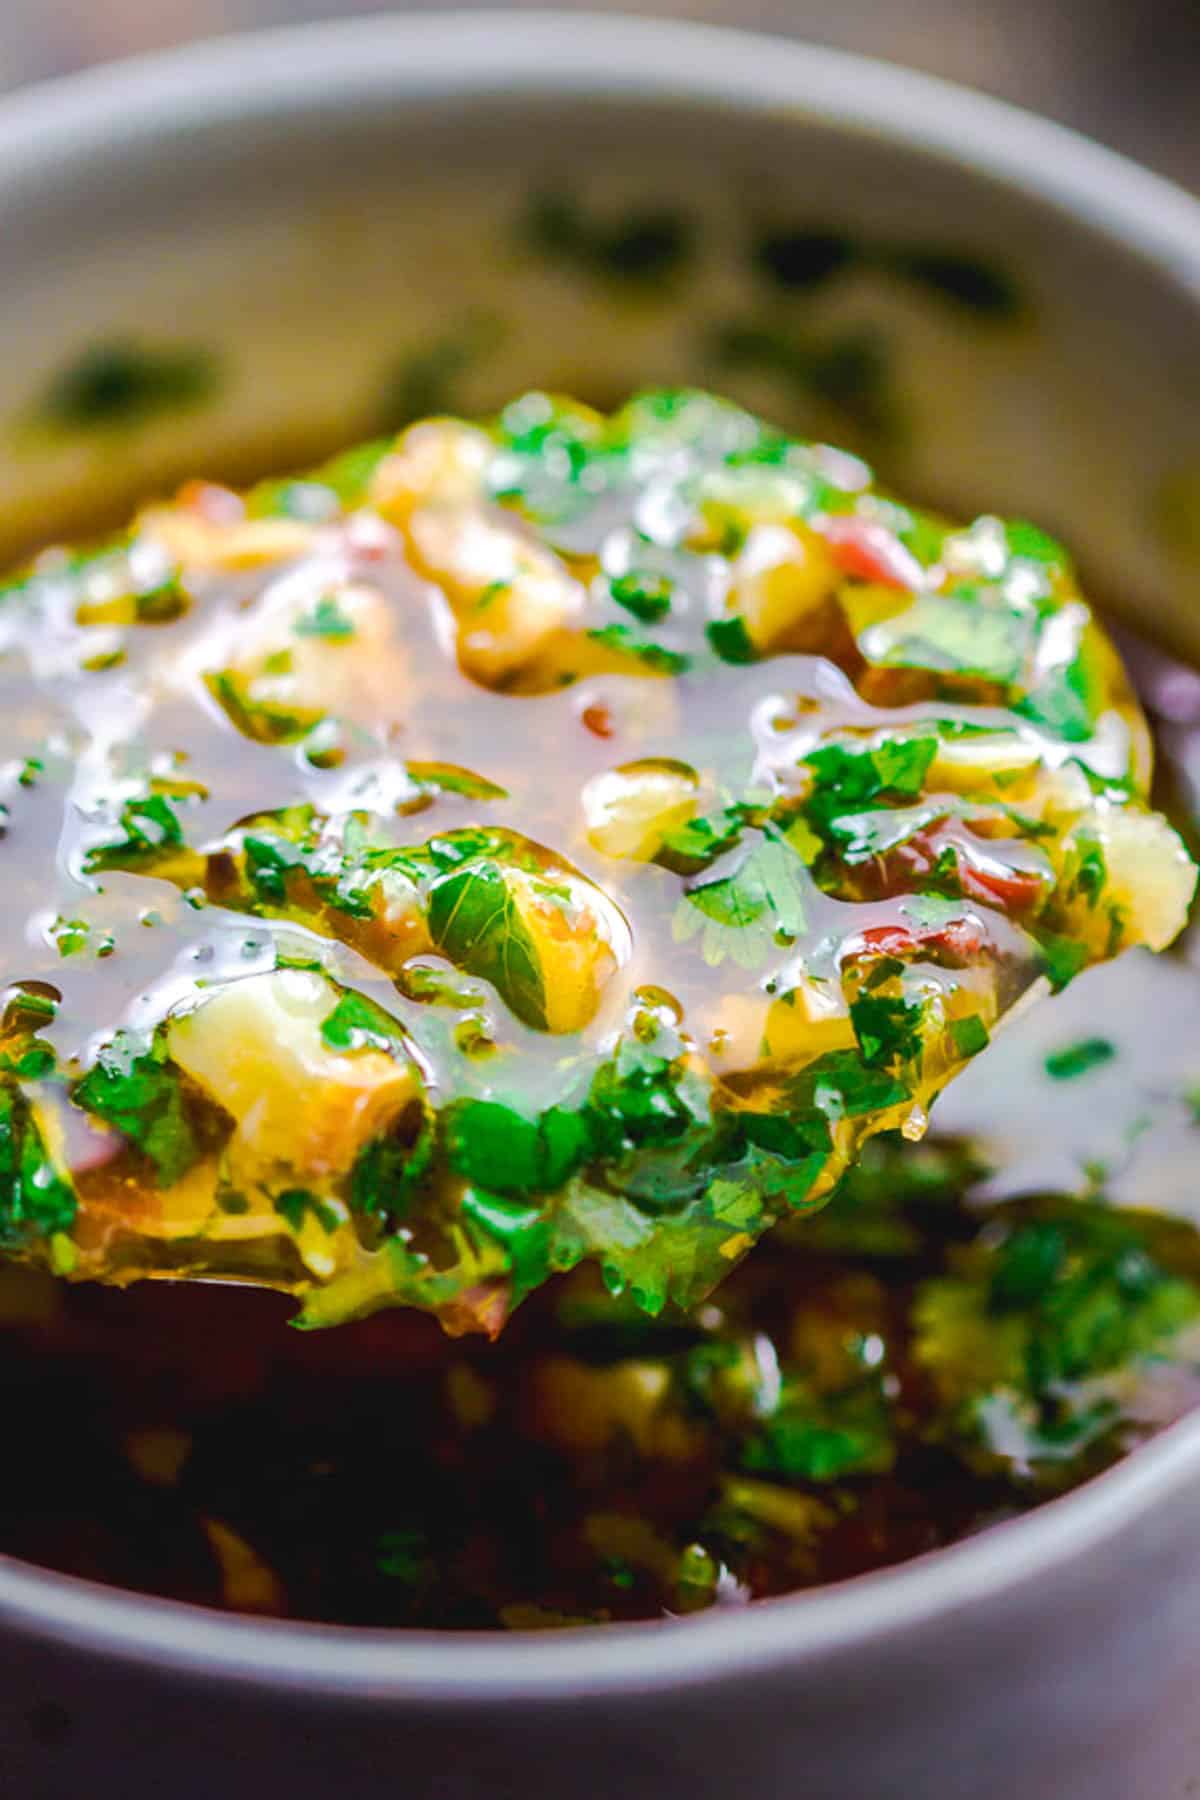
(0, 33, 1197, 656)
(1, 14, 1200, 1684)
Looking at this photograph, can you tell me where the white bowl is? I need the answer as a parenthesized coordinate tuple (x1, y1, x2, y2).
(1, 17, 1200, 1799)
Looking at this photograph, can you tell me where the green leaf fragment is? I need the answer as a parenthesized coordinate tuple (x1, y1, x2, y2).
(0, 1086, 76, 1249)
(587, 624, 689, 675)
(705, 617, 757, 664)
(427, 861, 547, 1031)
(850, 993, 924, 1070)
(74, 1033, 201, 1188)
(294, 595, 356, 640)
(674, 831, 807, 969)
(1043, 1037, 1116, 1081)
(37, 340, 220, 429)
(320, 990, 405, 1055)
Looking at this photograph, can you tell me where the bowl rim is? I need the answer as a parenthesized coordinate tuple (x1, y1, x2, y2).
(1, 6, 1200, 1697)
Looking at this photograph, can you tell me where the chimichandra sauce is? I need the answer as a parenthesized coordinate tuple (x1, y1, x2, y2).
(0, 386, 1198, 1624)
(0, 388, 1191, 1332)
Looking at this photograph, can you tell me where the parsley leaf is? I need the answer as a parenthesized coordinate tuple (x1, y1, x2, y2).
(609, 571, 672, 624)
(587, 623, 689, 675)
(427, 861, 547, 1031)
(741, 1382, 894, 1481)
(673, 831, 807, 969)
(1043, 1037, 1116, 1081)
(38, 341, 219, 429)
(803, 735, 937, 836)
(0, 1086, 76, 1248)
(320, 990, 404, 1054)
(444, 1099, 592, 1196)
(849, 993, 924, 1069)
(705, 617, 757, 664)
(294, 595, 356, 640)
(74, 1033, 201, 1187)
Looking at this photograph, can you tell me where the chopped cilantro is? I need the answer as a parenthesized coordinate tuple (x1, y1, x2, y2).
(803, 734, 937, 836)
(74, 1033, 201, 1187)
(882, 246, 1022, 319)
(705, 617, 756, 664)
(1043, 1037, 1116, 1081)
(916, 1201, 1200, 1479)
(444, 1099, 591, 1196)
(949, 1015, 990, 1058)
(849, 993, 923, 1069)
(522, 194, 694, 286)
(294, 595, 356, 640)
(38, 340, 219, 429)
(1032, 928, 1090, 993)
(116, 792, 183, 852)
(460, 1185, 555, 1303)
(374, 1526, 432, 1585)
(320, 990, 404, 1055)
(427, 860, 547, 1032)
(350, 1110, 434, 1234)
(657, 805, 749, 872)
(50, 917, 113, 959)
(859, 589, 1031, 687)
(274, 1188, 339, 1235)
(741, 1382, 894, 1481)
(0, 1086, 76, 1248)
(405, 763, 507, 802)
(131, 575, 190, 624)
(378, 313, 504, 430)
(751, 228, 859, 291)
(587, 624, 689, 675)
(1005, 520, 1068, 571)
(673, 831, 807, 969)
(609, 571, 672, 623)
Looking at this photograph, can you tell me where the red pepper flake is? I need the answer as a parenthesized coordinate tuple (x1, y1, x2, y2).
(847, 923, 919, 961)
(820, 516, 923, 591)
(581, 702, 614, 739)
(956, 860, 1045, 913)
(843, 913, 988, 970)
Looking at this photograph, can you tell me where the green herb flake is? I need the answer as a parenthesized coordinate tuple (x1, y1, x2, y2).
(673, 832, 807, 969)
(38, 341, 219, 430)
(587, 624, 689, 675)
(0, 1087, 76, 1249)
(609, 571, 672, 623)
(73, 1034, 201, 1187)
(378, 313, 505, 431)
(949, 1015, 990, 1059)
(1032, 929, 1090, 993)
(320, 991, 403, 1055)
(883, 247, 1023, 320)
(294, 595, 356, 641)
(751, 228, 859, 292)
(1043, 1037, 1117, 1081)
(705, 617, 757, 664)
(522, 194, 694, 287)
(741, 1382, 894, 1481)
(427, 861, 547, 1031)
(273, 1188, 339, 1235)
(850, 993, 923, 1070)
(375, 1526, 432, 1585)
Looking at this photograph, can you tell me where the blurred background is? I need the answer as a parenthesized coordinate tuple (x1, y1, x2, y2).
(1, 0, 1197, 192)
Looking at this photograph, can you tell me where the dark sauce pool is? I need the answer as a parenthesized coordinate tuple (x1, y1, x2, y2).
(4, 1126, 1200, 1629)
